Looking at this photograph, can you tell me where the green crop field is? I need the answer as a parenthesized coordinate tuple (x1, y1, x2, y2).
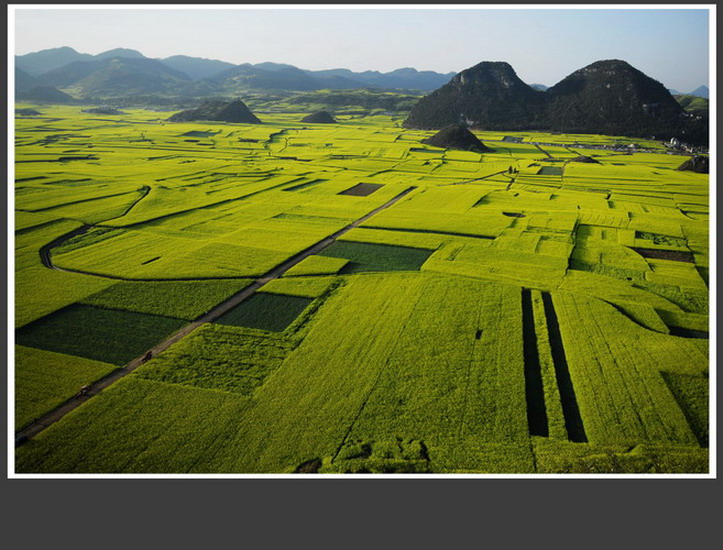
(15, 345, 117, 430)
(13, 104, 710, 475)
(81, 279, 253, 320)
(215, 292, 314, 332)
(318, 241, 435, 273)
(16, 304, 188, 365)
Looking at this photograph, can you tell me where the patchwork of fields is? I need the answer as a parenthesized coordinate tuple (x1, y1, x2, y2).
(13, 105, 710, 474)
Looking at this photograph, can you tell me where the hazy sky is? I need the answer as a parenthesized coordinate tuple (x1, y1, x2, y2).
(12, 6, 711, 91)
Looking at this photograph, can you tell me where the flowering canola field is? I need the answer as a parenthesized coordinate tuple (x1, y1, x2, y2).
(13, 105, 709, 473)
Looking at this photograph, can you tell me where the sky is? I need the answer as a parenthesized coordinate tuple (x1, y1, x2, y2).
(12, 6, 711, 92)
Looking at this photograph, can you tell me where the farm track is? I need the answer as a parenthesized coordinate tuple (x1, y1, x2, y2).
(564, 146, 582, 156)
(440, 170, 508, 186)
(111, 185, 151, 220)
(16, 186, 418, 446)
(105, 178, 297, 229)
(533, 143, 553, 159)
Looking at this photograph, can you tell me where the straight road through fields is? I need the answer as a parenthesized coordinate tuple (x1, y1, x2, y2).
(15, 186, 418, 446)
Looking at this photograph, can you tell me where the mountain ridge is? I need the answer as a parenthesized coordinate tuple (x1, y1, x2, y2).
(16, 46, 457, 93)
(404, 59, 707, 144)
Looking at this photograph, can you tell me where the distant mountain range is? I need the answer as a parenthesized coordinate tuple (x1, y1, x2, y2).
(16, 84, 77, 104)
(673, 94, 709, 117)
(689, 85, 709, 99)
(404, 59, 708, 145)
(34, 57, 192, 97)
(14, 46, 708, 145)
(668, 85, 709, 99)
(14, 46, 457, 97)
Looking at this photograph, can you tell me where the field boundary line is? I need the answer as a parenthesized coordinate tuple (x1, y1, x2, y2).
(15, 186, 418, 447)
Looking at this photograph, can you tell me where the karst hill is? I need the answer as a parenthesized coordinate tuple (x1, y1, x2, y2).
(404, 61, 544, 131)
(421, 124, 494, 153)
(168, 98, 262, 123)
(545, 60, 686, 138)
(404, 59, 707, 144)
(301, 111, 337, 123)
(677, 155, 709, 173)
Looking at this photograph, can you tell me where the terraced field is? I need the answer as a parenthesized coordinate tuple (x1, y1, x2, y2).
(13, 105, 710, 474)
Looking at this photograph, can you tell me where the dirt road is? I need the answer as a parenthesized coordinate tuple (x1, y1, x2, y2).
(16, 186, 418, 446)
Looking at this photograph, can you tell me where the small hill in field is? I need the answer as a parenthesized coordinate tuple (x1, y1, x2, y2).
(301, 111, 337, 123)
(421, 124, 493, 153)
(168, 98, 262, 123)
(570, 155, 600, 164)
(677, 155, 708, 174)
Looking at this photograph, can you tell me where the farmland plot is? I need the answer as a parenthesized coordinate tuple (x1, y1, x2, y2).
(13, 106, 709, 474)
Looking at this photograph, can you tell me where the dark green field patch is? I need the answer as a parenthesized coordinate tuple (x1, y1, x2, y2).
(134, 324, 294, 395)
(81, 279, 252, 321)
(632, 247, 694, 263)
(537, 166, 564, 176)
(338, 183, 384, 196)
(15, 304, 187, 365)
(409, 147, 440, 154)
(318, 240, 434, 273)
(283, 178, 327, 192)
(215, 292, 313, 332)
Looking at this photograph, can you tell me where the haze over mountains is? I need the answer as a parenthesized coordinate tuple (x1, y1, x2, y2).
(15, 46, 457, 96)
(15, 46, 708, 145)
(16, 46, 709, 99)
(669, 85, 709, 99)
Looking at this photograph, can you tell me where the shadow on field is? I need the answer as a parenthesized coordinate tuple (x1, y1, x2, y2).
(541, 293, 588, 443)
(521, 289, 549, 437)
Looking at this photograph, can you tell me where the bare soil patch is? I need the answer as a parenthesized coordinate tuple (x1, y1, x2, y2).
(631, 247, 694, 263)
